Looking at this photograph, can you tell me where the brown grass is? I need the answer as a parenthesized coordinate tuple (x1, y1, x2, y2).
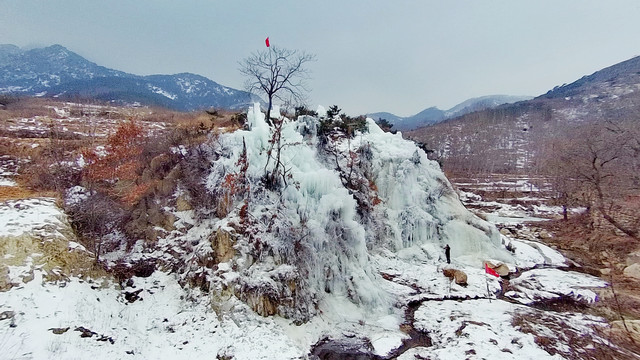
(0, 186, 35, 201)
(1, 97, 59, 118)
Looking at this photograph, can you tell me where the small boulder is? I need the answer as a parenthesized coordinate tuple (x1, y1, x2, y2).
(124, 289, 144, 303)
(485, 261, 510, 276)
(626, 252, 640, 267)
(75, 326, 97, 338)
(49, 327, 70, 335)
(443, 268, 468, 286)
(175, 195, 193, 211)
(0, 310, 15, 321)
(538, 230, 551, 239)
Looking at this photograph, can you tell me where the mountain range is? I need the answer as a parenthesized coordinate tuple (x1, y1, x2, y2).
(0, 44, 259, 111)
(368, 95, 533, 131)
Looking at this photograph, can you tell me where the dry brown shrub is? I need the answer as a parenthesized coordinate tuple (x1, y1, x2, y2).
(136, 106, 196, 124)
(20, 161, 82, 193)
(0, 137, 38, 159)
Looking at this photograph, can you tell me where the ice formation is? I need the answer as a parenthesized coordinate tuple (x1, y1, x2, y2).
(202, 103, 513, 320)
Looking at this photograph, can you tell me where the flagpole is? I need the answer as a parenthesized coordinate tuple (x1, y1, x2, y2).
(486, 275, 492, 303)
(484, 262, 500, 303)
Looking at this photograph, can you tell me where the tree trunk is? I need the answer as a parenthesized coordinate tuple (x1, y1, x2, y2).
(266, 97, 273, 126)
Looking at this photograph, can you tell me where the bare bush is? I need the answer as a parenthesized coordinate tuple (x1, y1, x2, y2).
(66, 191, 129, 262)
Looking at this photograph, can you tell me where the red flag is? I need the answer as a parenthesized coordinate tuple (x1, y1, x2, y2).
(485, 263, 500, 277)
(265, 37, 270, 47)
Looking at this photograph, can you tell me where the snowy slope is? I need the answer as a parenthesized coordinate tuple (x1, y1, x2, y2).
(0, 195, 612, 359)
(190, 104, 515, 321)
(0, 105, 619, 359)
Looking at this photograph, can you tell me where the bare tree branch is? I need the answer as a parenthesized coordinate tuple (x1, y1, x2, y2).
(239, 46, 316, 125)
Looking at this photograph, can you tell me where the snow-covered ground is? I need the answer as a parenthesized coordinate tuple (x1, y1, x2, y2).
(0, 107, 618, 359)
(404, 299, 608, 360)
(0, 194, 613, 359)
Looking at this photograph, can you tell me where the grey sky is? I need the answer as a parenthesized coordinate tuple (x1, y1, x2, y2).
(2, 1, 640, 116)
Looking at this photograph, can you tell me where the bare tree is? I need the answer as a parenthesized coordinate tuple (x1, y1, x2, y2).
(239, 46, 315, 125)
(239, 46, 314, 189)
(543, 122, 639, 238)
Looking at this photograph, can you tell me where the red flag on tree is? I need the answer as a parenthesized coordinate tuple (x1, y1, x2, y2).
(485, 263, 500, 277)
(265, 37, 270, 47)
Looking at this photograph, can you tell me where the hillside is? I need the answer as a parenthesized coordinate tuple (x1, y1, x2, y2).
(0, 44, 259, 111)
(407, 55, 640, 174)
(407, 55, 640, 250)
(1, 99, 638, 358)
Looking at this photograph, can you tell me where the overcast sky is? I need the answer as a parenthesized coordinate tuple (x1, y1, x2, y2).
(2, 1, 640, 116)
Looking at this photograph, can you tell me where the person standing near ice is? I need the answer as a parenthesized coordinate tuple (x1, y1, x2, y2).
(444, 244, 451, 264)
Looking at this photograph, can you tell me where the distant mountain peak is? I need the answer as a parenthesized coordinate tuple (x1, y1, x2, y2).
(444, 95, 533, 118)
(369, 95, 532, 132)
(47, 44, 67, 50)
(0, 44, 20, 52)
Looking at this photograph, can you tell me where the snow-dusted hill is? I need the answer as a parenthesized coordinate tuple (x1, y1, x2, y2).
(368, 95, 532, 131)
(0, 105, 622, 359)
(408, 55, 640, 173)
(0, 44, 259, 111)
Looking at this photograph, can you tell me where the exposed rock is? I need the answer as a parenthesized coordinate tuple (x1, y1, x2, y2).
(0, 310, 15, 321)
(623, 263, 640, 280)
(0, 198, 100, 291)
(0, 266, 11, 291)
(175, 194, 193, 211)
(73, 326, 115, 344)
(211, 228, 236, 264)
(626, 252, 640, 266)
(124, 288, 144, 303)
(49, 327, 70, 334)
(538, 230, 551, 239)
(443, 268, 468, 286)
(310, 336, 376, 360)
(75, 326, 97, 338)
(243, 292, 278, 317)
(600, 268, 612, 276)
(499, 228, 512, 236)
(485, 261, 510, 276)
